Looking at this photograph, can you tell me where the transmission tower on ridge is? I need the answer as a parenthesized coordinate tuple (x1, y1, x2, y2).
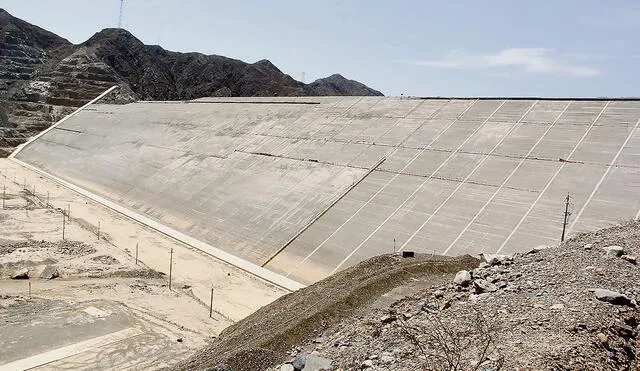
(118, 0, 124, 29)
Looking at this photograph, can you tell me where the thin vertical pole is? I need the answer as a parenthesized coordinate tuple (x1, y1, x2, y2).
(28, 281, 31, 299)
(561, 193, 571, 242)
(62, 212, 66, 240)
(46, 192, 49, 207)
(393, 238, 396, 254)
(135, 243, 139, 265)
(169, 248, 173, 290)
(97, 221, 100, 241)
(209, 288, 214, 318)
(67, 204, 70, 221)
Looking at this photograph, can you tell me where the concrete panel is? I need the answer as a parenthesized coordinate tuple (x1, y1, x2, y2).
(15, 96, 640, 285)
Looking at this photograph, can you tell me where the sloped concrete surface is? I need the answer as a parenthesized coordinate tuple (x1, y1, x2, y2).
(15, 97, 640, 284)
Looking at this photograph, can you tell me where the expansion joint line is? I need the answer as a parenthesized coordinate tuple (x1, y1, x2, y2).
(442, 101, 571, 255)
(330, 100, 515, 274)
(494, 101, 611, 255)
(285, 98, 470, 277)
(390, 100, 535, 258)
(568, 118, 640, 234)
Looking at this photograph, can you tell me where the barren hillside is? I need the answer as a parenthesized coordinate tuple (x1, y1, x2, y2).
(178, 221, 640, 371)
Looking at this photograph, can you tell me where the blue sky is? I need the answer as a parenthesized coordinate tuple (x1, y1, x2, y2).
(3, 1, 639, 97)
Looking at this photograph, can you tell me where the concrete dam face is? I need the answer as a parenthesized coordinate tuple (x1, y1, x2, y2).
(14, 96, 640, 285)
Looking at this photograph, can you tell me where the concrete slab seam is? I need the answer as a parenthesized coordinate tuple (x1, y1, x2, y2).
(286, 99, 474, 276)
(494, 101, 612, 254)
(392, 100, 516, 255)
(261, 156, 385, 267)
(442, 101, 572, 255)
(331, 100, 518, 271)
(567, 118, 640, 232)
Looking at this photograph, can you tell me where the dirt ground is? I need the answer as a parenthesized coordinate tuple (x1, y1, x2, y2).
(0, 158, 288, 369)
(177, 253, 479, 370)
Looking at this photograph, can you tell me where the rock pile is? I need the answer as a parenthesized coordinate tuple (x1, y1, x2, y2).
(283, 221, 640, 370)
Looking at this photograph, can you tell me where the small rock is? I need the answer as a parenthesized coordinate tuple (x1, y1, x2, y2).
(594, 289, 634, 306)
(550, 303, 565, 310)
(303, 354, 333, 371)
(583, 243, 593, 250)
(603, 245, 625, 257)
(453, 270, 471, 286)
(473, 279, 498, 293)
(380, 315, 396, 324)
(621, 255, 637, 264)
(176, 338, 183, 342)
(596, 332, 609, 348)
(527, 245, 549, 254)
(280, 364, 295, 371)
(478, 261, 490, 269)
(433, 289, 445, 298)
(293, 353, 307, 370)
(361, 359, 374, 368)
(380, 354, 394, 363)
(421, 300, 439, 313)
(39, 265, 59, 280)
(11, 268, 29, 280)
(480, 253, 513, 266)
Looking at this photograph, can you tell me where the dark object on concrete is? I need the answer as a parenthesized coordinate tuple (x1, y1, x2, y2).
(39, 265, 59, 280)
(402, 251, 415, 258)
(10, 268, 29, 279)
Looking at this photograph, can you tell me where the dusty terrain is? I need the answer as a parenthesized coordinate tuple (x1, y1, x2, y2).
(0, 158, 288, 369)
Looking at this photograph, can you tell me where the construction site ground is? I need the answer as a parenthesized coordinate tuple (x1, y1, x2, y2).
(0, 158, 286, 370)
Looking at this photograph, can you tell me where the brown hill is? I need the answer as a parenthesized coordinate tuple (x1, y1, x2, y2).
(0, 9, 382, 155)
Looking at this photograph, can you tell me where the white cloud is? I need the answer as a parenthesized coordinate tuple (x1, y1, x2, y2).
(413, 48, 600, 77)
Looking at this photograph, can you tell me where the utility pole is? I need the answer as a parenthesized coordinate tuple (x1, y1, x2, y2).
(169, 248, 173, 290)
(118, 0, 124, 28)
(135, 242, 139, 265)
(209, 288, 214, 318)
(561, 193, 571, 242)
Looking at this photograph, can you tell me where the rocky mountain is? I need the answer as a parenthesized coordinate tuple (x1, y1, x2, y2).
(0, 8, 382, 155)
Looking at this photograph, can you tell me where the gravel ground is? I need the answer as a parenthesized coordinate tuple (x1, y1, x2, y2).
(175, 254, 479, 371)
(274, 221, 640, 370)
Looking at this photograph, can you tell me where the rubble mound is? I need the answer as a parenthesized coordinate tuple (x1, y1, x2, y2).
(178, 221, 640, 370)
(175, 254, 478, 371)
